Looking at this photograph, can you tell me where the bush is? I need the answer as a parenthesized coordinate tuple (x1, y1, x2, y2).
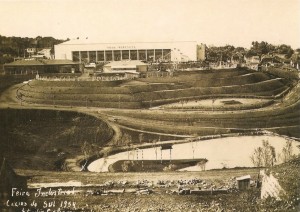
(163, 164, 178, 171)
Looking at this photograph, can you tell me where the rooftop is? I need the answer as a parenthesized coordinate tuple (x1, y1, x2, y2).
(57, 39, 197, 46)
(236, 175, 251, 181)
(4, 59, 77, 66)
(4, 59, 44, 66)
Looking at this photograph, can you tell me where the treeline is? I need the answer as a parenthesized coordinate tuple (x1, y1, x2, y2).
(206, 41, 299, 63)
(0, 35, 66, 64)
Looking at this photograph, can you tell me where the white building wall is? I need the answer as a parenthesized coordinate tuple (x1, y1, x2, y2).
(55, 41, 197, 62)
(55, 45, 72, 60)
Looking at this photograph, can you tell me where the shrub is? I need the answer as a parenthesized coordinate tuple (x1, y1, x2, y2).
(163, 164, 178, 171)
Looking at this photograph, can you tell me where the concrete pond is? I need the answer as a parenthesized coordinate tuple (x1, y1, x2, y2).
(88, 135, 300, 172)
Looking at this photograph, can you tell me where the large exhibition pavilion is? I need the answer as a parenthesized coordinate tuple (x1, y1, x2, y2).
(54, 39, 205, 63)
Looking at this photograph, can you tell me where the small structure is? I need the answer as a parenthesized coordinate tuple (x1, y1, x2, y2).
(236, 175, 251, 190)
(37, 48, 52, 59)
(103, 60, 148, 73)
(244, 56, 260, 64)
(31, 48, 52, 59)
(244, 56, 260, 70)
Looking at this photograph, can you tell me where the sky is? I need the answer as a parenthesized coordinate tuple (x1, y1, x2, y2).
(0, 0, 299, 48)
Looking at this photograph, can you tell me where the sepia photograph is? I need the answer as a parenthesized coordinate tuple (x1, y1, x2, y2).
(0, 0, 299, 211)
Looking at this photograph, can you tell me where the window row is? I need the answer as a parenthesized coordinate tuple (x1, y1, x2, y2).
(72, 49, 171, 63)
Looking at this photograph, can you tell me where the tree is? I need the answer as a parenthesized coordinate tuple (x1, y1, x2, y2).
(121, 161, 131, 172)
(81, 141, 92, 158)
(122, 133, 132, 159)
(250, 140, 276, 167)
(138, 133, 144, 144)
(247, 41, 275, 57)
(197, 160, 207, 171)
(279, 140, 294, 163)
(275, 44, 294, 57)
(250, 147, 263, 167)
(206, 45, 237, 62)
(81, 140, 93, 170)
(0, 35, 66, 65)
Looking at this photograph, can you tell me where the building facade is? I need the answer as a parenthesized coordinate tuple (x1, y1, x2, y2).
(55, 40, 199, 63)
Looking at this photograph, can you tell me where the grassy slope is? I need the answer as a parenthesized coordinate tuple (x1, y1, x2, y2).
(13, 168, 269, 212)
(0, 71, 299, 211)
(14, 159, 299, 211)
(0, 109, 114, 170)
(15, 68, 300, 139)
(104, 79, 300, 138)
(18, 68, 288, 108)
(272, 157, 300, 208)
(0, 74, 35, 93)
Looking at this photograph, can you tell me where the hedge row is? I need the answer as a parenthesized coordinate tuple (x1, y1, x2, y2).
(190, 72, 272, 87)
(23, 97, 142, 109)
(136, 78, 286, 101)
(20, 91, 136, 102)
(30, 79, 127, 87)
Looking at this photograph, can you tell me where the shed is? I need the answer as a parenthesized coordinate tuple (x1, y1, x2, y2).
(236, 175, 251, 190)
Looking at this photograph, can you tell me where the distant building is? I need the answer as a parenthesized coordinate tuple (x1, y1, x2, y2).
(3, 59, 79, 74)
(55, 39, 205, 63)
(35, 48, 52, 59)
(260, 55, 282, 66)
(103, 60, 148, 73)
(272, 53, 287, 60)
(244, 56, 260, 64)
(244, 56, 260, 70)
(26, 48, 36, 54)
(25, 48, 53, 59)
